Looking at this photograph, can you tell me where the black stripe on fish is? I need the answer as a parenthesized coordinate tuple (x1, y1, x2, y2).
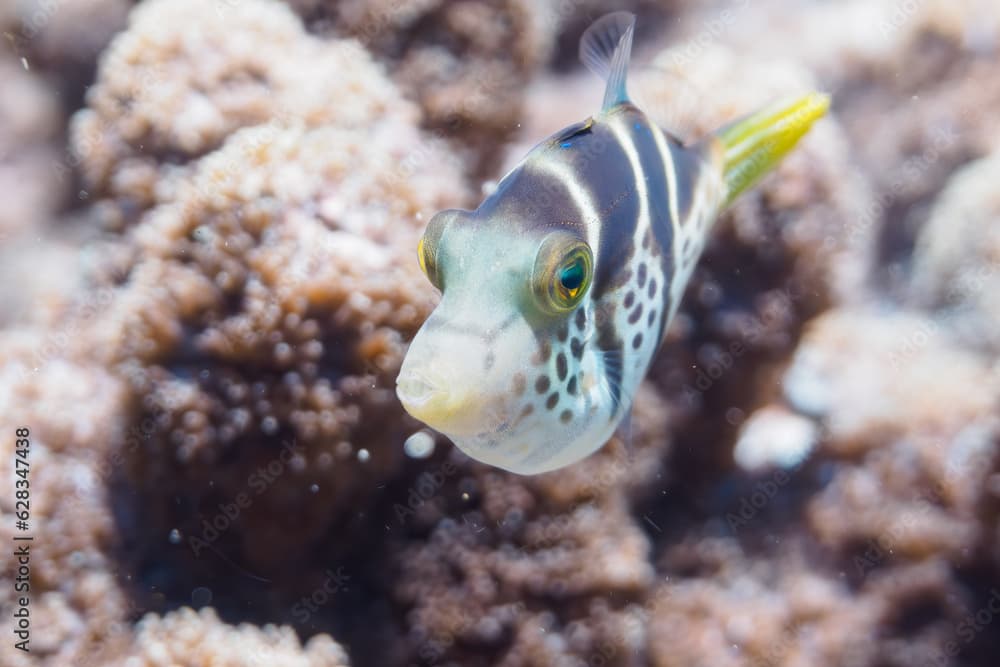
(482, 164, 589, 238)
(628, 113, 679, 347)
(630, 113, 676, 264)
(667, 137, 707, 227)
(575, 116, 641, 297)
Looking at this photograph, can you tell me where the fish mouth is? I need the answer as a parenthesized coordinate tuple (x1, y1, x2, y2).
(395, 370, 439, 408)
(395, 369, 485, 437)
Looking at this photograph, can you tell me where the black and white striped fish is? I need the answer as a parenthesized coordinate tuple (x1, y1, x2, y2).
(396, 12, 829, 474)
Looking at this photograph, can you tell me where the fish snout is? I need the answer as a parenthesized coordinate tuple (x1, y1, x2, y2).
(396, 367, 484, 436)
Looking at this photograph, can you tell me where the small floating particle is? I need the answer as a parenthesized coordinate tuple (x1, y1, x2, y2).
(403, 431, 435, 459)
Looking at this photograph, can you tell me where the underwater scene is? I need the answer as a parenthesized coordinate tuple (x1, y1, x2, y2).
(1, 0, 998, 665)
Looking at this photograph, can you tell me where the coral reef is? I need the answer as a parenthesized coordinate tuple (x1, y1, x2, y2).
(1, 0, 129, 106)
(0, 334, 131, 667)
(1, 0, 999, 666)
(71, 0, 422, 226)
(788, 308, 999, 564)
(79, 7, 471, 639)
(394, 383, 671, 665)
(108, 607, 349, 667)
(288, 0, 688, 176)
(290, 0, 558, 176)
(0, 56, 62, 239)
(0, 53, 73, 327)
(911, 152, 1000, 352)
(100, 115, 465, 577)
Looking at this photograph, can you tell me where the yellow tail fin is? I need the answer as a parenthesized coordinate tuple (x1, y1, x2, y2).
(714, 92, 830, 207)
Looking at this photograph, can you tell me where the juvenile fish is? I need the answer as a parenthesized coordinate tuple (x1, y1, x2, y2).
(397, 12, 829, 474)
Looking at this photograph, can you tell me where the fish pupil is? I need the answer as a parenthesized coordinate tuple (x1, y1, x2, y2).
(560, 260, 585, 294)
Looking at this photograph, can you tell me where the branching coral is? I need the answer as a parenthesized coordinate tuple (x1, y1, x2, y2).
(96, 120, 466, 580)
(785, 310, 999, 566)
(0, 334, 131, 667)
(70, 0, 419, 225)
(108, 607, 349, 667)
(4, 1, 1000, 666)
(911, 153, 1000, 353)
(287, 0, 557, 175)
(63, 18, 472, 650)
(394, 383, 671, 665)
(0, 55, 64, 239)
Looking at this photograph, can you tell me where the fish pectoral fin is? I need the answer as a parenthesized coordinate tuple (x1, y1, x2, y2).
(594, 345, 626, 415)
(615, 405, 635, 460)
(579, 12, 636, 111)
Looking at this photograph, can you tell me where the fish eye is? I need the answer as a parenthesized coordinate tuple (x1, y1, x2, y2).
(532, 233, 593, 314)
(417, 211, 452, 290)
(417, 236, 438, 287)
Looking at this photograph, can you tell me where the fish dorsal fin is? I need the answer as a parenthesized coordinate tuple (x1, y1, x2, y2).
(579, 12, 636, 112)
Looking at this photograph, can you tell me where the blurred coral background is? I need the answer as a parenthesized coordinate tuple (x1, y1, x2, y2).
(1, 0, 999, 665)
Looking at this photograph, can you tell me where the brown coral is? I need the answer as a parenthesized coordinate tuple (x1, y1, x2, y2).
(96, 118, 466, 583)
(107, 607, 348, 667)
(4, 0, 1000, 666)
(0, 55, 64, 238)
(287, 0, 557, 176)
(394, 383, 672, 666)
(1, 0, 129, 108)
(63, 18, 473, 659)
(911, 153, 1000, 352)
(70, 0, 419, 225)
(784, 309, 1000, 566)
(0, 334, 132, 667)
